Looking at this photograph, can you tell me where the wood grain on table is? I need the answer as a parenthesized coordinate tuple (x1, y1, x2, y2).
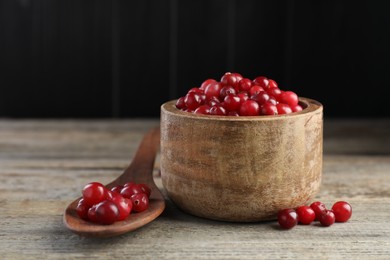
(0, 119, 389, 259)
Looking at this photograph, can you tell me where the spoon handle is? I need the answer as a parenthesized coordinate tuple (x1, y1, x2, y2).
(107, 128, 161, 191)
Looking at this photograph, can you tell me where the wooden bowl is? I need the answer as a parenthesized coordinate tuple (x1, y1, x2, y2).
(160, 98, 323, 222)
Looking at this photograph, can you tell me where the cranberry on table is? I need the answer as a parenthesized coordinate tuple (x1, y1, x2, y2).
(310, 201, 327, 221)
(278, 208, 298, 229)
(296, 205, 316, 225)
(320, 210, 336, 227)
(332, 201, 352, 222)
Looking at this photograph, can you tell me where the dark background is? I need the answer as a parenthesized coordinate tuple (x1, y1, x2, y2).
(1, 0, 389, 118)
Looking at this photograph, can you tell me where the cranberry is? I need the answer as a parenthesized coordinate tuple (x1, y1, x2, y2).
(76, 198, 90, 220)
(219, 86, 236, 100)
(320, 210, 336, 227)
(87, 204, 98, 223)
(278, 208, 298, 229)
(296, 206, 316, 225)
(332, 201, 352, 222)
(184, 92, 203, 110)
(131, 193, 149, 213)
(194, 105, 211, 115)
(238, 78, 252, 91)
(221, 72, 240, 87)
(200, 78, 216, 90)
(291, 104, 303, 113)
(260, 102, 278, 115)
(267, 97, 278, 105)
(253, 76, 269, 88)
(204, 82, 222, 100)
(280, 91, 299, 107)
(239, 100, 260, 116)
(276, 103, 293, 114)
(111, 193, 132, 221)
(249, 85, 265, 96)
(175, 97, 186, 110)
(310, 201, 327, 221)
(223, 94, 241, 111)
(94, 200, 119, 225)
(237, 92, 249, 103)
(138, 183, 152, 198)
(267, 87, 282, 100)
(267, 79, 278, 89)
(210, 105, 227, 116)
(207, 96, 221, 107)
(120, 184, 144, 199)
(188, 87, 204, 94)
(82, 182, 109, 207)
(111, 185, 123, 194)
(251, 91, 270, 105)
(227, 111, 240, 116)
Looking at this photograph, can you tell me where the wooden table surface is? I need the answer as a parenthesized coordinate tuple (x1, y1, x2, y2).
(1, 119, 389, 259)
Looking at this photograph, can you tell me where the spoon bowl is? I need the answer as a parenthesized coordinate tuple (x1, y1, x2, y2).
(63, 128, 165, 238)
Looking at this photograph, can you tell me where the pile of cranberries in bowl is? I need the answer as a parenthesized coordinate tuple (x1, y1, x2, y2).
(76, 182, 151, 225)
(175, 72, 303, 116)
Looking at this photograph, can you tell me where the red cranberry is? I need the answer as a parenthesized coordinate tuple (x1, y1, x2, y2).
(194, 105, 211, 115)
(120, 184, 144, 199)
(332, 201, 352, 222)
(296, 206, 316, 225)
(267, 87, 282, 100)
(239, 100, 260, 116)
(223, 94, 241, 111)
(131, 193, 149, 213)
(111, 193, 132, 221)
(110, 185, 123, 194)
(280, 91, 299, 107)
(260, 102, 278, 115)
(310, 201, 327, 221)
(278, 208, 298, 229)
(267, 79, 278, 89)
(238, 78, 252, 91)
(248, 85, 265, 96)
(204, 82, 222, 99)
(219, 86, 236, 100)
(253, 76, 269, 88)
(320, 210, 336, 227)
(87, 204, 98, 223)
(200, 78, 216, 90)
(94, 200, 119, 225)
(138, 184, 152, 198)
(210, 105, 227, 116)
(82, 182, 109, 207)
(276, 103, 293, 114)
(175, 97, 186, 110)
(291, 104, 303, 112)
(221, 72, 239, 87)
(76, 198, 90, 220)
(227, 111, 240, 116)
(250, 91, 270, 105)
(184, 92, 203, 110)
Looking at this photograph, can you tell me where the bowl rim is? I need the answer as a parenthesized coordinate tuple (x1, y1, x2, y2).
(161, 97, 322, 121)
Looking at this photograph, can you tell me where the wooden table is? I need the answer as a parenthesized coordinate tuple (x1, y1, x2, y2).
(1, 119, 389, 259)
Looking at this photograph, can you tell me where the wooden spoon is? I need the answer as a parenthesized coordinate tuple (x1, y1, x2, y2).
(63, 128, 165, 238)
